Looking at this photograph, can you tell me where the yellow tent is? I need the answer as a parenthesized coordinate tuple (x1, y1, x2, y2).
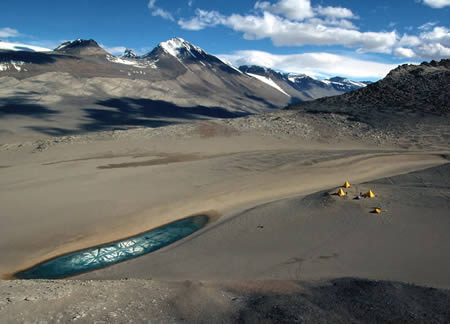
(366, 190, 375, 198)
(374, 208, 381, 213)
(337, 188, 346, 196)
(343, 181, 351, 188)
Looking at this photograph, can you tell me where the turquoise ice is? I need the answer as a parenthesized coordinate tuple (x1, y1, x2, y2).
(16, 215, 208, 279)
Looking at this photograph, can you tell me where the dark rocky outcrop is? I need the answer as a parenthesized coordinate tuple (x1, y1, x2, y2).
(286, 59, 450, 125)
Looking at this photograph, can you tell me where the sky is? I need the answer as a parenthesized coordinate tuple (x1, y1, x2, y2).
(1, 0, 450, 80)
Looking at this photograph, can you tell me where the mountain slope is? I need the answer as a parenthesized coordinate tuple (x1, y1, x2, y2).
(0, 38, 293, 139)
(286, 59, 450, 125)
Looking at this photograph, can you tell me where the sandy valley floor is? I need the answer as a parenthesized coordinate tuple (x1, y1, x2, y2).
(0, 114, 449, 322)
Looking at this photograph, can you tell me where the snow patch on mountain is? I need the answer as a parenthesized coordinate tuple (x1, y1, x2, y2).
(106, 55, 157, 69)
(287, 73, 309, 83)
(160, 37, 204, 58)
(247, 73, 290, 97)
(54, 39, 92, 51)
(219, 59, 243, 74)
(0, 41, 50, 52)
(122, 49, 137, 58)
(323, 77, 368, 90)
(54, 39, 80, 51)
(0, 61, 26, 72)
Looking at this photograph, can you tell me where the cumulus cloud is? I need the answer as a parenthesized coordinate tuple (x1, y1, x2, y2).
(179, 9, 225, 30)
(416, 42, 450, 59)
(0, 27, 20, 38)
(422, 0, 450, 8)
(177, 1, 450, 61)
(212, 11, 397, 53)
(147, 0, 174, 21)
(398, 34, 421, 47)
(219, 50, 401, 79)
(420, 26, 450, 46)
(254, 0, 314, 21)
(178, 1, 393, 53)
(394, 47, 416, 58)
(315, 6, 357, 19)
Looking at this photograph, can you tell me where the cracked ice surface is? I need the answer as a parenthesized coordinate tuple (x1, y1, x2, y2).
(16, 215, 209, 279)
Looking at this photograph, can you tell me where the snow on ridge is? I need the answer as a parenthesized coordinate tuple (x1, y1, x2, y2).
(287, 73, 308, 83)
(0, 61, 26, 72)
(218, 58, 243, 74)
(348, 80, 367, 87)
(54, 39, 84, 51)
(159, 37, 206, 59)
(322, 78, 367, 88)
(247, 73, 290, 97)
(106, 55, 157, 69)
(0, 41, 50, 52)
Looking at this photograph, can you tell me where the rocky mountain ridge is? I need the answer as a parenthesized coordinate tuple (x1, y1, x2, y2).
(286, 59, 450, 126)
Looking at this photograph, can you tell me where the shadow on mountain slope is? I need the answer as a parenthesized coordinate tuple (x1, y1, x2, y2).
(244, 93, 279, 109)
(0, 98, 58, 117)
(80, 98, 249, 132)
(0, 51, 61, 65)
(14, 98, 249, 136)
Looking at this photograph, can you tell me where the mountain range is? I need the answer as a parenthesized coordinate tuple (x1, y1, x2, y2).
(0, 38, 366, 112)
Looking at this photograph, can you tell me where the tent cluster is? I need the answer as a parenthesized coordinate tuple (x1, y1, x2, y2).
(335, 181, 381, 212)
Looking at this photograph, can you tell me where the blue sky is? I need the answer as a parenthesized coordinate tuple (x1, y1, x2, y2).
(1, 0, 449, 80)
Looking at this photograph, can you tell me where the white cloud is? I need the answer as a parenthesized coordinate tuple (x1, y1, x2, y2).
(416, 42, 450, 59)
(177, 1, 450, 61)
(422, 0, 450, 8)
(394, 47, 416, 58)
(100, 44, 127, 55)
(254, 0, 314, 21)
(316, 6, 357, 19)
(178, 9, 225, 30)
(420, 26, 450, 46)
(0, 27, 20, 38)
(188, 0, 193, 7)
(152, 8, 174, 21)
(147, 0, 174, 21)
(223, 12, 397, 53)
(178, 2, 395, 54)
(219, 50, 402, 79)
(399, 34, 421, 47)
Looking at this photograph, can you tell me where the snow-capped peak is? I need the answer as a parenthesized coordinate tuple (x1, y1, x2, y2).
(322, 77, 367, 89)
(122, 48, 137, 58)
(159, 37, 205, 59)
(287, 73, 309, 83)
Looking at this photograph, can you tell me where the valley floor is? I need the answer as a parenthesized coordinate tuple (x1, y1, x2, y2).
(0, 112, 449, 322)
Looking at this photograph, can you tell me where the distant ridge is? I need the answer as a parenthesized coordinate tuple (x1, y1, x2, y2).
(238, 65, 367, 102)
